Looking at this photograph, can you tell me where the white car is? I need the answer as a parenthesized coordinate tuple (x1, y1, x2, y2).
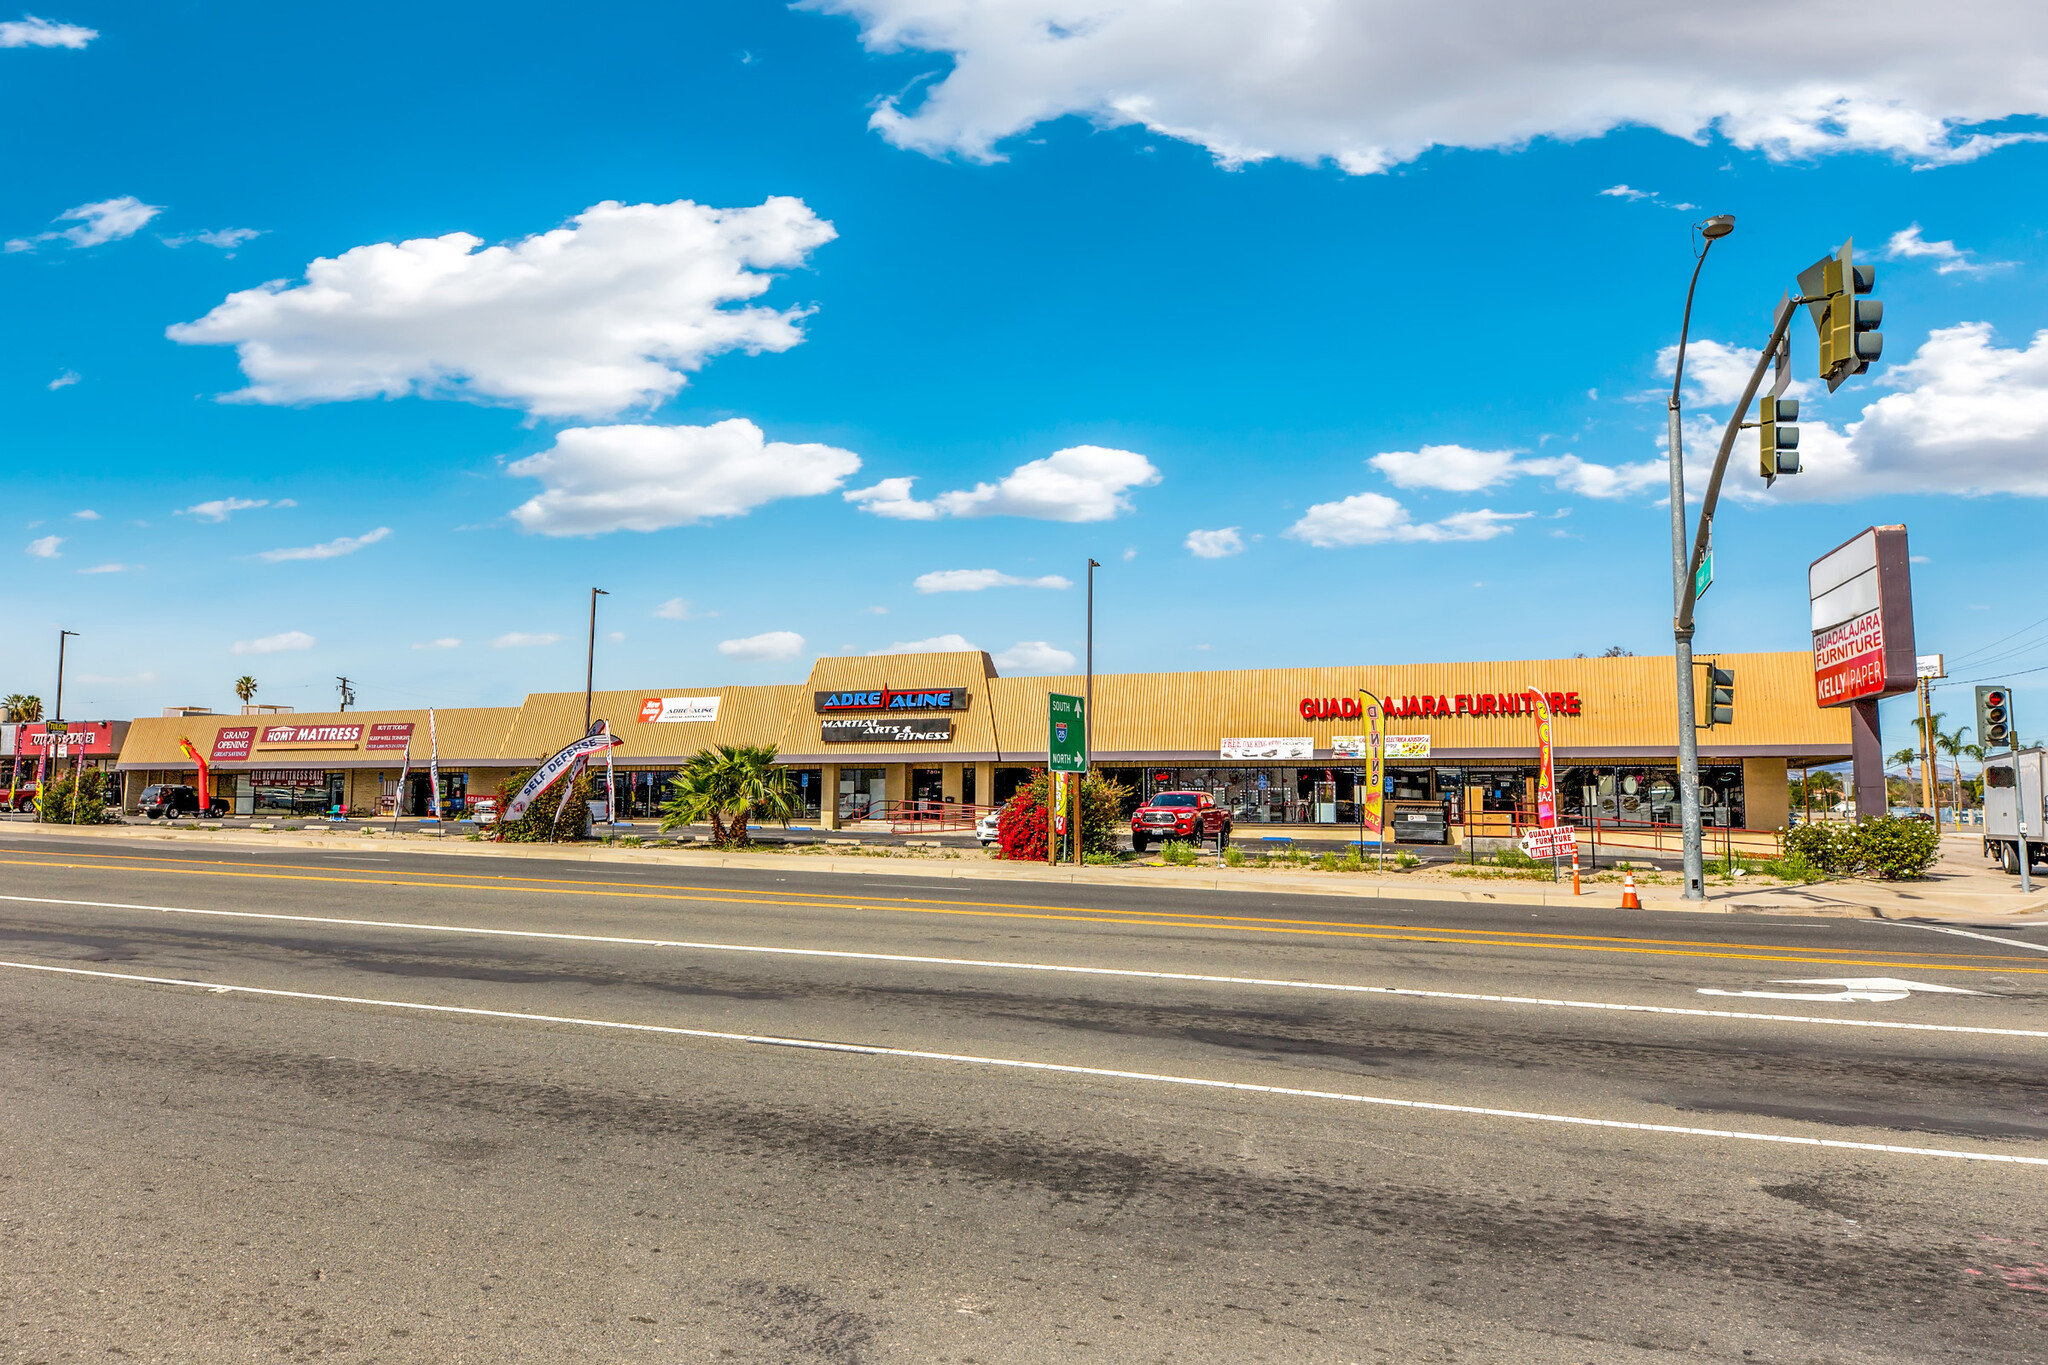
(976, 809, 1002, 846)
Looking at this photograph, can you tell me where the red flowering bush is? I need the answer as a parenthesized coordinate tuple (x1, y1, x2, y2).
(996, 778, 1050, 862)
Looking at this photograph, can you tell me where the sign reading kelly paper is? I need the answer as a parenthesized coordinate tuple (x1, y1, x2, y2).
(638, 696, 721, 724)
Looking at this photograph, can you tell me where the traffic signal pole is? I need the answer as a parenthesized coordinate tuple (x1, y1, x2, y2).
(1670, 281, 1815, 900)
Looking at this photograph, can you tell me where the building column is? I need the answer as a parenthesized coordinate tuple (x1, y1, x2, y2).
(941, 762, 963, 803)
(975, 761, 994, 810)
(820, 763, 841, 830)
(1742, 756, 1790, 830)
(883, 763, 906, 814)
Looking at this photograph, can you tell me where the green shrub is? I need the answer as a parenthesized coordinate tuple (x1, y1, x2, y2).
(1785, 821, 1857, 873)
(1160, 839, 1200, 866)
(1394, 850, 1421, 870)
(1852, 817, 1940, 880)
(35, 769, 119, 824)
(495, 767, 597, 843)
(1223, 845, 1245, 867)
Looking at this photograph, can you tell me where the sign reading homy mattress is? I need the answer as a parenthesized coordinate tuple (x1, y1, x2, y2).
(259, 723, 362, 750)
(820, 717, 955, 743)
(814, 688, 969, 713)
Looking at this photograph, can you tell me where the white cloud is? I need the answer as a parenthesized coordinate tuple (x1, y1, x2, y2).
(1368, 443, 1665, 500)
(257, 526, 391, 562)
(70, 507, 97, 519)
(870, 633, 979, 656)
(507, 419, 860, 535)
(25, 535, 62, 558)
(1653, 338, 1810, 408)
(48, 370, 79, 390)
(810, 0, 2048, 173)
(913, 567, 1072, 592)
(492, 632, 563, 648)
(1600, 184, 1653, 200)
(1881, 223, 2011, 276)
(1184, 527, 1244, 558)
(167, 197, 836, 419)
(233, 630, 315, 655)
(847, 445, 1160, 523)
(1285, 494, 1530, 548)
(77, 562, 128, 574)
(0, 15, 95, 47)
(177, 496, 270, 522)
(1371, 445, 1521, 492)
(1770, 322, 2048, 500)
(412, 638, 462, 649)
(161, 227, 265, 251)
(993, 640, 1075, 672)
(654, 597, 713, 619)
(719, 630, 807, 661)
(6, 196, 162, 252)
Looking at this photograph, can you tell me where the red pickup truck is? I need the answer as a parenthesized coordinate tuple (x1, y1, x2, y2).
(1130, 790, 1231, 852)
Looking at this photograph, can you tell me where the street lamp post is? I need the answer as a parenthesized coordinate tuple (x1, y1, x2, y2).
(54, 629, 78, 722)
(584, 587, 609, 734)
(1084, 559, 1100, 772)
(1667, 214, 1735, 902)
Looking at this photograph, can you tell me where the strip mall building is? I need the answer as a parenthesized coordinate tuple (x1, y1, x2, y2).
(108, 648, 1847, 841)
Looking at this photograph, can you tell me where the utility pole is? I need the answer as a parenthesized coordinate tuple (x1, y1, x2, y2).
(1665, 214, 1734, 902)
(335, 677, 355, 711)
(584, 587, 609, 734)
(1916, 675, 1936, 828)
(54, 629, 78, 722)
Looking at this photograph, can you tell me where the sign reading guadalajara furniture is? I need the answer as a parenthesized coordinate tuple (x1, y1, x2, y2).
(820, 717, 956, 743)
(1809, 525, 1916, 707)
(1303, 691, 1583, 719)
(814, 688, 970, 714)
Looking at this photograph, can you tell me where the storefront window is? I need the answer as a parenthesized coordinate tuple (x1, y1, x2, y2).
(994, 767, 1033, 806)
(839, 768, 885, 821)
(1476, 770, 1525, 815)
(1388, 767, 1432, 801)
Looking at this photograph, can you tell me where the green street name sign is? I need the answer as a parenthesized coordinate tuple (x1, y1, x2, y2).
(1048, 693, 1086, 773)
(1693, 548, 1713, 602)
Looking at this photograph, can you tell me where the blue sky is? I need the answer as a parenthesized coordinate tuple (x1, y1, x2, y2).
(6, 0, 2047, 753)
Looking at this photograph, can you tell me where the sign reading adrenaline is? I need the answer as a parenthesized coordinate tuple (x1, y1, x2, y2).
(813, 687, 969, 714)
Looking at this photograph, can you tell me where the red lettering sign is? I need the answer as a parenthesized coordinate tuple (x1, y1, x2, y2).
(1315, 689, 1584, 719)
(1815, 608, 1887, 706)
(210, 727, 257, 762)
(364, 722, 415, 752)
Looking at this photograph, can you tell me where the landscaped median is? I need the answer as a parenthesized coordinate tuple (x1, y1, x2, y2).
(13, 820, 2035, 920)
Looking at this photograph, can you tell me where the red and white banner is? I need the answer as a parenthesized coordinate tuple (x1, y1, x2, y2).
(1813, 607, 1887, 706)
(1520, 825, 1578, 858)
(365, 722, 415, 752)
(505, 725, 624, 821)
(211, 727, 257, 762)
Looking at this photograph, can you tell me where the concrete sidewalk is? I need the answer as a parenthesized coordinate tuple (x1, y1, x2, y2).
(10, 822, 2047, 924)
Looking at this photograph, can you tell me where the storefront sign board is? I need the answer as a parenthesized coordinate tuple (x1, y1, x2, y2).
(1221, 737, 1313, 761)
(639, 696, 721, 723)
(1386, 735, 1432, 758)
(821, 717, 956, 743)
(1809, 525, 1916, 707)
(17, 722, 118, 755)
(364, 722, 415, 751)
(1048, 694, 1085, 772)
(210, 727, 257, 762)
(260, 723, 363, 750)
(814, 688, 968, 714)
(248, 769, 326, 787)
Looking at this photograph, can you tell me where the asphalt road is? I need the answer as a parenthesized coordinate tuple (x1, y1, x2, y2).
(3, 831, 2046, 1364)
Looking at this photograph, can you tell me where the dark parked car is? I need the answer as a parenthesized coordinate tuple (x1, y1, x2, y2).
(139, 783, 226, 819)
(1130, 790, 1231, 852)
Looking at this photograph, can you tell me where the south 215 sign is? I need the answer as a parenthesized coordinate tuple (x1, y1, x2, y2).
(813, 687, 969, 714)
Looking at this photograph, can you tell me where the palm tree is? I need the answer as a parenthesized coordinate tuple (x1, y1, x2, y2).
(2, 694, 43, 722)
(1931, 722, 1972, 832)
(234, 675, 258, 709)
(660, 744, 802, 848)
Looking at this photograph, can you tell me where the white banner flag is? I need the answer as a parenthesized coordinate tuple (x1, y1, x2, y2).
(505, 726, 625, 821)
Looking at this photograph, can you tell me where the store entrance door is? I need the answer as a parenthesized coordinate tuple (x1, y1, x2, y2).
(911, 767, 943, 814)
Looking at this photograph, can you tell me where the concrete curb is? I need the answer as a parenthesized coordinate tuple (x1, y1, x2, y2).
(9, 823, 2047, 923)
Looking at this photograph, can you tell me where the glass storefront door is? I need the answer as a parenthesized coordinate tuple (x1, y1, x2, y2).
(838, 768, 885, 821)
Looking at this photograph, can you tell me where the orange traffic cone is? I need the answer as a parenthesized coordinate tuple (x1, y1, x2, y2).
(1620, 872, 1640, 910)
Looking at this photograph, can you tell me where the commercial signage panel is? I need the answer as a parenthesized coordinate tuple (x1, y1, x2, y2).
(210, 727, 257, 762)
(1386, 735, 1433, 758)
(639, 696, 721, 724)
(1221, 737, 1314, 761)
(17, 722, 118, 755)
(820, 717, 955, 743)
(260, 723, 363, 750)
(814, 688, 968, 714)
(364, 722, 415, 751)
(1809, 525, 1916, 707)
(248, 769, 326, 787)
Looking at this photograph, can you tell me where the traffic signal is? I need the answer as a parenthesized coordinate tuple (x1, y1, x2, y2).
(1798, 240, 1883, 391)
(1706, 666, 1734, 727)
(1978, 685, 2014, 749)
(1759, 395, 1799, 483)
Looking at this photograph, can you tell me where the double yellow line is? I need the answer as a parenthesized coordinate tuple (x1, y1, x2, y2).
(1, 847, 2041, 976)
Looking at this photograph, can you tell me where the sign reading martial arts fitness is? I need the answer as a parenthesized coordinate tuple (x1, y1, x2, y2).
(819, 716, 956, 744)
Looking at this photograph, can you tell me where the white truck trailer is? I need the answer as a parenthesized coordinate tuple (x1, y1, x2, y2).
(1981, 748, 2047, 875)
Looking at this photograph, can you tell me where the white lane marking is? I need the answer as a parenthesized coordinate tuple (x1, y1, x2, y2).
(1700, 977, 1987, 1003)
(1895, 922, 2048, 954)
(2, 892, 2044, 1040)
(3, 957, 2044, 1168)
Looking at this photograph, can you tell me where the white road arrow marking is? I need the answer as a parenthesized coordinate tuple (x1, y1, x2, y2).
(1699, 977, 1987, 1003)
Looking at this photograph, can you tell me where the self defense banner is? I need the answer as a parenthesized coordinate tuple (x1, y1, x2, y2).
(1525, 687, 1557, 828)
(505, 725, 624, 821)
(428, 708, 442, 819)
(1357, 689, 1385, 842)
(177, 736, 211, 811)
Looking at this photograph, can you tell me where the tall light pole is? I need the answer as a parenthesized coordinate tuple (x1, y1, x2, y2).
(584, 587, 609, 734)
(54, 629, 78, 722)
(1084, 559, 1100, 773)
(1667, 213, 1735, 901)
